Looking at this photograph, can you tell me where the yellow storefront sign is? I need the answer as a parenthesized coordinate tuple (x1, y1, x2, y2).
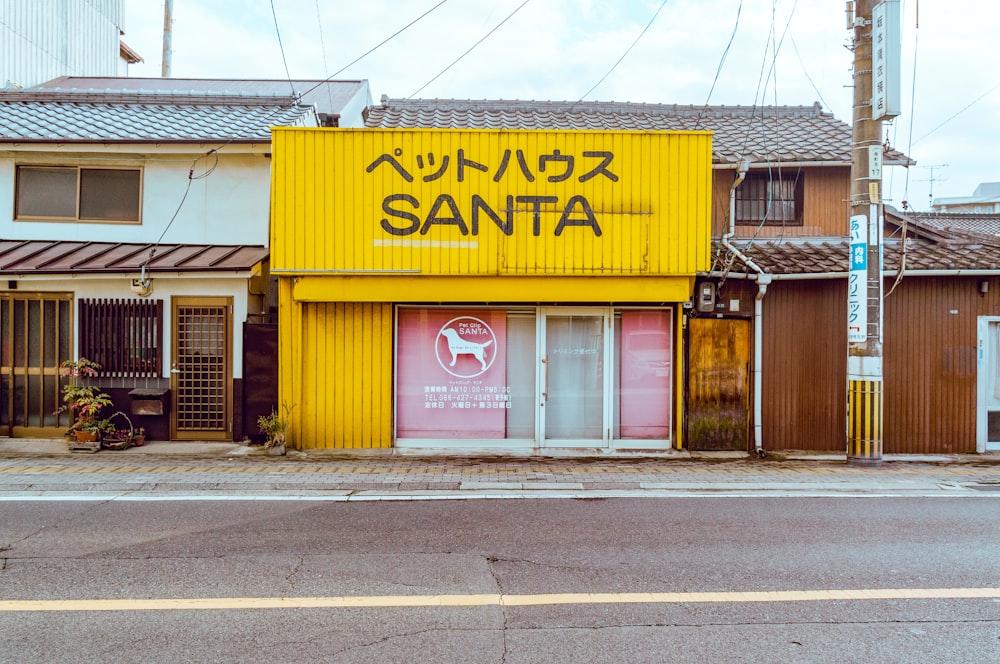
(271, 128, 712, 283)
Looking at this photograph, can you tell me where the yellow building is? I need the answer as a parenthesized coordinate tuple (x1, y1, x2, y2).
(271, 127, 711, 452)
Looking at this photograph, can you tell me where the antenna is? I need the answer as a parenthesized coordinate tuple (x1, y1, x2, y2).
(914, 163, 948, 209)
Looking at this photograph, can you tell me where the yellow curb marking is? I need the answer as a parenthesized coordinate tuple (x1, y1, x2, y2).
(1, 588, 996, 612)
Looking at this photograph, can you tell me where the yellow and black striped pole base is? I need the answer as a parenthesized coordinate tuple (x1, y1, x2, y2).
(848, 378, 882, 464)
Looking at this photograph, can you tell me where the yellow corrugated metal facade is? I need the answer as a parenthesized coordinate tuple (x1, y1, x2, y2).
(279, 285, 393, 449)
(272, 128, 711, 279)
(272, 128, 711, 449)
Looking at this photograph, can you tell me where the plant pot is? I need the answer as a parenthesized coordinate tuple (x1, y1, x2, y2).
(68, 430, 101, 453)
(74, 429, 99, 443)
(266, 443, 286, 456)
(132, 434, 145, 447)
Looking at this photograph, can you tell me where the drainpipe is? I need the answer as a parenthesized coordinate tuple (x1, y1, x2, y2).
(752, 274, 771, 456)
(721, 158, 769, 457)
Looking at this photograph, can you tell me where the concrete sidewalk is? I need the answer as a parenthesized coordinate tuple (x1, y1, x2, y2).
(1, 437, 998, 499)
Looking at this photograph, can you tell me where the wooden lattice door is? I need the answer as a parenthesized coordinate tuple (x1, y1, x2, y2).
(0, 292, 72, 437)
(171, 297, 232, 440)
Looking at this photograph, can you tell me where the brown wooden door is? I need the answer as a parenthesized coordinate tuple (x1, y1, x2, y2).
(0, 293, 72, 437)
(687, 317, 750, 451)
(171, 297, 232, 440)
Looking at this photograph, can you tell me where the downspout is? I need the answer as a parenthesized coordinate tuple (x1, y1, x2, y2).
(721, 158, 769, 457)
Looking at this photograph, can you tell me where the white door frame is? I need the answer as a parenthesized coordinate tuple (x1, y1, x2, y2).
(537, 307, 613, 448)
(977, 316, 1000, 452)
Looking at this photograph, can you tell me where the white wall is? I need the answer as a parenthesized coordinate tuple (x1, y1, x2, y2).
(0, 149, 271, 244)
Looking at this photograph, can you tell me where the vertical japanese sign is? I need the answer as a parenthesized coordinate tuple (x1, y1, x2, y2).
(396, 309, 508, 438)
(848, 214, 868, 343)
(872, 0, 901, 120)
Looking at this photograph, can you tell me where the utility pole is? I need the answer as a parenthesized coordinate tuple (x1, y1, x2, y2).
(161, 0, 174, 78)
(846, 0, 899, 465)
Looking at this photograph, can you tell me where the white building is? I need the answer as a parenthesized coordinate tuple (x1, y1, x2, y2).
(932, 182, 1000, 214)
(1, 0, 139, 89)
(0, 76, 371, 441)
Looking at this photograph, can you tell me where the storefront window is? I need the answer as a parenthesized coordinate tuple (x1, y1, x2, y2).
(396, 309, 535, 439)
(396, 306, 672, 445)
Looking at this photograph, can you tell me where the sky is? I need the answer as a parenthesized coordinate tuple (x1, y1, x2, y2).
(119, 0, 1000, 212)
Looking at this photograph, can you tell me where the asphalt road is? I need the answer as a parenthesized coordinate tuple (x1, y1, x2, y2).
(1, 497, 998, 663)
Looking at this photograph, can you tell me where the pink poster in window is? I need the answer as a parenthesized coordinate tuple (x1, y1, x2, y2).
(619, 310, 672, 438)
(397, 309, 508, 438)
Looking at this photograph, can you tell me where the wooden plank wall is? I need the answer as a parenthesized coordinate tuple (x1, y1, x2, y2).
(711, 166, 850, 238)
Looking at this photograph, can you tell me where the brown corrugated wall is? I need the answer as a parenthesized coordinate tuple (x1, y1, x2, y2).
(761, 279, 846, 450)
(758, 275, 1000, 453)
(884, 276, 999, 453)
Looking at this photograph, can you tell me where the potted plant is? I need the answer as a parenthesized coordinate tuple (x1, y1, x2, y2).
(257, 402, 295, 456)
(57, 358, 114, 450)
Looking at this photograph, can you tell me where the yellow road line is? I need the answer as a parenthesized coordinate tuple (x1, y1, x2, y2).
(1, 588, 997, 612)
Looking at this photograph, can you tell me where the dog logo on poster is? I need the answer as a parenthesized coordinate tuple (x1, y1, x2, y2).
(435, 316, 497, 378)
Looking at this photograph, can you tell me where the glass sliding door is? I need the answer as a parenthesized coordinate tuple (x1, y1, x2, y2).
(540, 308, 610, 445)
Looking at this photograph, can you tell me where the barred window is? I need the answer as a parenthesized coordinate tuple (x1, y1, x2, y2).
(79, 299, 162, 377)
(735, 171, 804, 226)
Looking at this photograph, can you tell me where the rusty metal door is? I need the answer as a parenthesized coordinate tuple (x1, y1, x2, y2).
(171, 297, 232, 440)
(687, 317, 750, 451)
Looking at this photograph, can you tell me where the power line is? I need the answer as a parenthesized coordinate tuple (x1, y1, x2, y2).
(579, 0, 669, 101)
(321, 0, 448, 88)
(911, 79, 1000, 145)
(787, 33, 831, 111)
(269, 0, 297, 98)
(409, 0, 532, 99)
(314, 0, 335, 114)
(695, 0, 743, 127)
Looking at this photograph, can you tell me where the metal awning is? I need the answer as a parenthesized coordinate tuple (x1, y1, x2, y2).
(0, 240, 268, 274)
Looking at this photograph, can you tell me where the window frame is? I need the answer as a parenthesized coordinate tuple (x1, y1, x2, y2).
(734, 170, 804, 227)
(14, 165, 143, 224)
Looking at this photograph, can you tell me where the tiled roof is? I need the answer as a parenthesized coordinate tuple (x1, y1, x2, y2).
(365, 98, 912, 166)
(0, 240, 268, 274)
(715, 236, 1000, 276)
(31, 76, 370, 118)
(0, 90, 310, 142)
(906, 211, 1000, 239)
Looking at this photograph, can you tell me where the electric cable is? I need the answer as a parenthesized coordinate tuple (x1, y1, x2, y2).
(409, 0, 531, 99)
(911, 80, 1000, 146)
(269, 0, 297, 98)
(314, 0, 335, 115)
(694, 0, 743, 129)
(886, 5, 920, 298)
(579, 0, 669, 101)
(305, 0, 448, 98)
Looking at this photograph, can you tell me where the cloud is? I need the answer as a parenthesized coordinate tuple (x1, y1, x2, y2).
(122, 0, 1000, 209)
